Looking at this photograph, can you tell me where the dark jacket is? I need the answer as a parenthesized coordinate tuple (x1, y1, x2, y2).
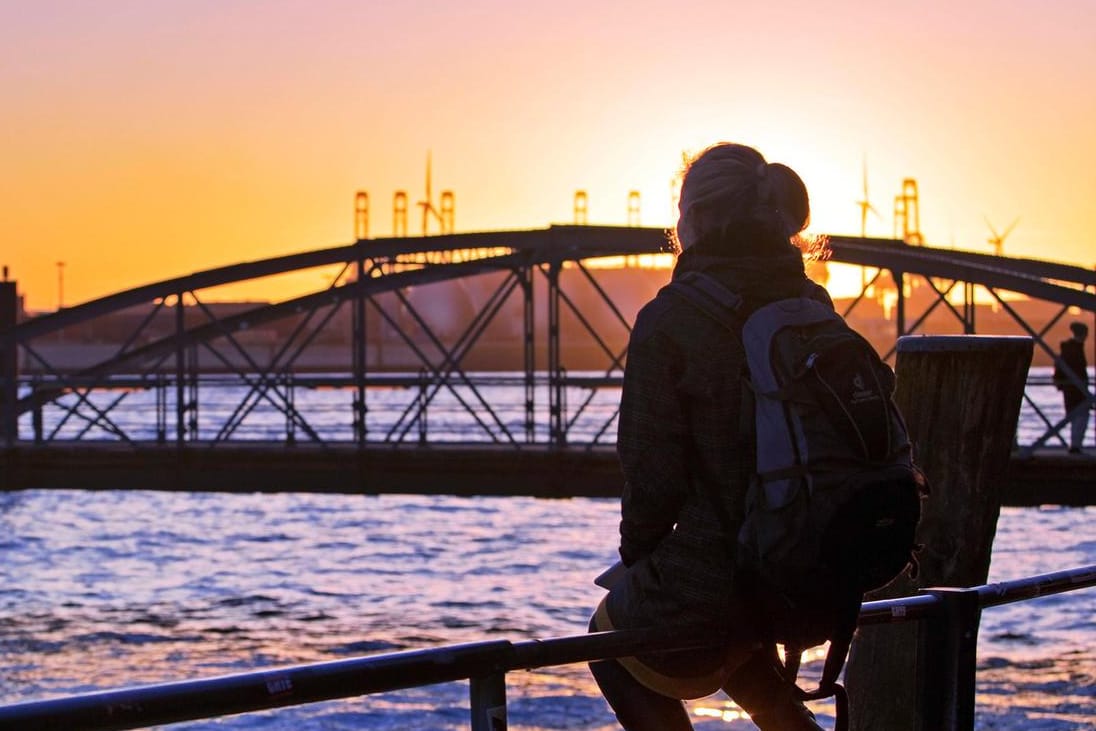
(1055, 338, 1089, 409)
(606, 243, 830, 636)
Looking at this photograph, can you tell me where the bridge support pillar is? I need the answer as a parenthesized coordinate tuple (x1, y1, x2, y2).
(547, 260, 564, 447)
(521, 265, 535, 443)
(892, 268, 906, 337)
(1, 279, 17, 446)
(352, 253, 368, 446)
(175, 292, 186, 444)
(963, 281, 976, 334)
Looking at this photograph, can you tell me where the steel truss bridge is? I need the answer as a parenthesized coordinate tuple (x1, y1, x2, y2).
(1, 226, 1093, 464)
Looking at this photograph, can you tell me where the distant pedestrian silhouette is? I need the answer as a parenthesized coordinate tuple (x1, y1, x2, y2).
(1054, 321, 1090, 453)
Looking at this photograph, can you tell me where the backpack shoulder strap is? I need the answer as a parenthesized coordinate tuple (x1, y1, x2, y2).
(664, 271, 756, 548)
(662, 271, 746, 333)
(663, 270, 752, 433)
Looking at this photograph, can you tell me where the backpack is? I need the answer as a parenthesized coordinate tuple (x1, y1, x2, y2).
(666, 270, 925, 730)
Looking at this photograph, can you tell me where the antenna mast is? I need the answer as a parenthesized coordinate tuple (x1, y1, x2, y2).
(417, 151, 455, 236)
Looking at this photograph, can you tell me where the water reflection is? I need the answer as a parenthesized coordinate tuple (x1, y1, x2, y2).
(0, 493, 1091, 730)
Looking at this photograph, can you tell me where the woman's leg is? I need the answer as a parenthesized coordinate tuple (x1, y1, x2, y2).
(1069, 404, 1087, 450)
(1066, 392, 1087, 451)
(721, 649, 823, 731)
(587, 613, 694, 731)
(589, 656, 694, 731)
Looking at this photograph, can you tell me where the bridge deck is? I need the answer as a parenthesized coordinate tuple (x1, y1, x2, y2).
(1, 443, 1092, 506)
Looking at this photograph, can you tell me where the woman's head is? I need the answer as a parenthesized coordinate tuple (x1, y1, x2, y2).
(674, 143, 810, 254)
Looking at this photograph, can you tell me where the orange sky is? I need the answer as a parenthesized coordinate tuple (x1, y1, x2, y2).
(3, 0, 1094, 310)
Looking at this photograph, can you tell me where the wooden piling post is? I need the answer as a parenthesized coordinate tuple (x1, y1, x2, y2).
(845, 335, 1033, 731)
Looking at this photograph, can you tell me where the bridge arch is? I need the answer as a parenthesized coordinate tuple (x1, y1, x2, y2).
(1, 227, 1092, 452)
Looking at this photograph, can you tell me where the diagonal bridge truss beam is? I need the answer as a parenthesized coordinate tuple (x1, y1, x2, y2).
(2, 228, 1092, 453)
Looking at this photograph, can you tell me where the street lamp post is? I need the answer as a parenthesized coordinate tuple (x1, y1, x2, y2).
(56, 261, 65, 310)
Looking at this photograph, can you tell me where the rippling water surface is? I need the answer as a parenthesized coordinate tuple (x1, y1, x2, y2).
(1, 491, 1092, 730)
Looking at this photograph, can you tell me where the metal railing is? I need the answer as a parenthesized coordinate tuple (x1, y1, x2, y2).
(11, 371, 1093, 452)
(0, 565, 1093, 731)
(13, 371, 626, 447)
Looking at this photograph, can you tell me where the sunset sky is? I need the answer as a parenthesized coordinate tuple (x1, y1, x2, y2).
(3, 0, 1094, 310)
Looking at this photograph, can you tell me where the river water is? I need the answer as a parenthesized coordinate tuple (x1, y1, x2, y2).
(0, 369, 1093, 730)
(1, 496, 1093, 730)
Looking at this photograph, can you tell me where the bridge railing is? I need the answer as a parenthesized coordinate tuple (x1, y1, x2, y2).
(1, 565, 1092, 731)
(12, 371, 627, 446)
(9, 370, 1089, 454)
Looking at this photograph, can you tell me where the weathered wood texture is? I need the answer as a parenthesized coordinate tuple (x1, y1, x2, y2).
(845, 335, 1034, 731)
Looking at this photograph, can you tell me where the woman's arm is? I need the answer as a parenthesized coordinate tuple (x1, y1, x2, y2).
(616, 304, 691, 565)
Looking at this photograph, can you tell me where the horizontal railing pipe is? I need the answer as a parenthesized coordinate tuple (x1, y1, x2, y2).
(0, 565, 1092, 731)
(0, 627, 721, 731)
(0, 640, 515, 731)
(857, 593, 941, 626)
(975, 564, 1096, 608)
